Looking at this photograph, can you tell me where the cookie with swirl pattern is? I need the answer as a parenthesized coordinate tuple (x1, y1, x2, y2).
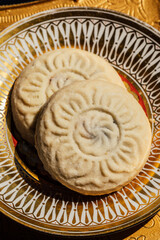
(11, 48, 124, 144)
(35, 80, 152, 195)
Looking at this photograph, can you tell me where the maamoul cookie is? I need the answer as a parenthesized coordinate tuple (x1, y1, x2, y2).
(11, 48, 124, 144)
(35, 80, 152, 195)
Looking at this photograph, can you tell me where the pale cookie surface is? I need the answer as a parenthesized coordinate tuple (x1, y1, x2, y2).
(35, 80, 152, 195)
(11, 48, 124, 144)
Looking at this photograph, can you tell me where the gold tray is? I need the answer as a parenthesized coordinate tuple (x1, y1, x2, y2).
(0, 7, 160, 237)
(0, 0, 159, 32)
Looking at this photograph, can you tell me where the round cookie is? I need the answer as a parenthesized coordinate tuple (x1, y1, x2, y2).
(35, 80, 152, 195)
(11, 48, 125, 144)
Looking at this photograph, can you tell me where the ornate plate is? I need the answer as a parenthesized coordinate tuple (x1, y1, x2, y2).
(0, 7, 159, 236)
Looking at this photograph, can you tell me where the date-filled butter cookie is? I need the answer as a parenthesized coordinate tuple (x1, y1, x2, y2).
(35, 80, 152, 195)
(11, 48, 124, 144)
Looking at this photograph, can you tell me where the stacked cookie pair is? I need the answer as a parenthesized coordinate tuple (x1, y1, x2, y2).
(11, 49, 152, 195)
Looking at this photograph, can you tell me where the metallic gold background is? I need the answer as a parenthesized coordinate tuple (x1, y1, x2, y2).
(0, 1, 159, 239)
(0, 0, 160, 32)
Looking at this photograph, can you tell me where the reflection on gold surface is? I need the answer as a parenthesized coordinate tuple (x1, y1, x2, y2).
(123, 213, 160, 240)
(0, 0, 159, 32)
